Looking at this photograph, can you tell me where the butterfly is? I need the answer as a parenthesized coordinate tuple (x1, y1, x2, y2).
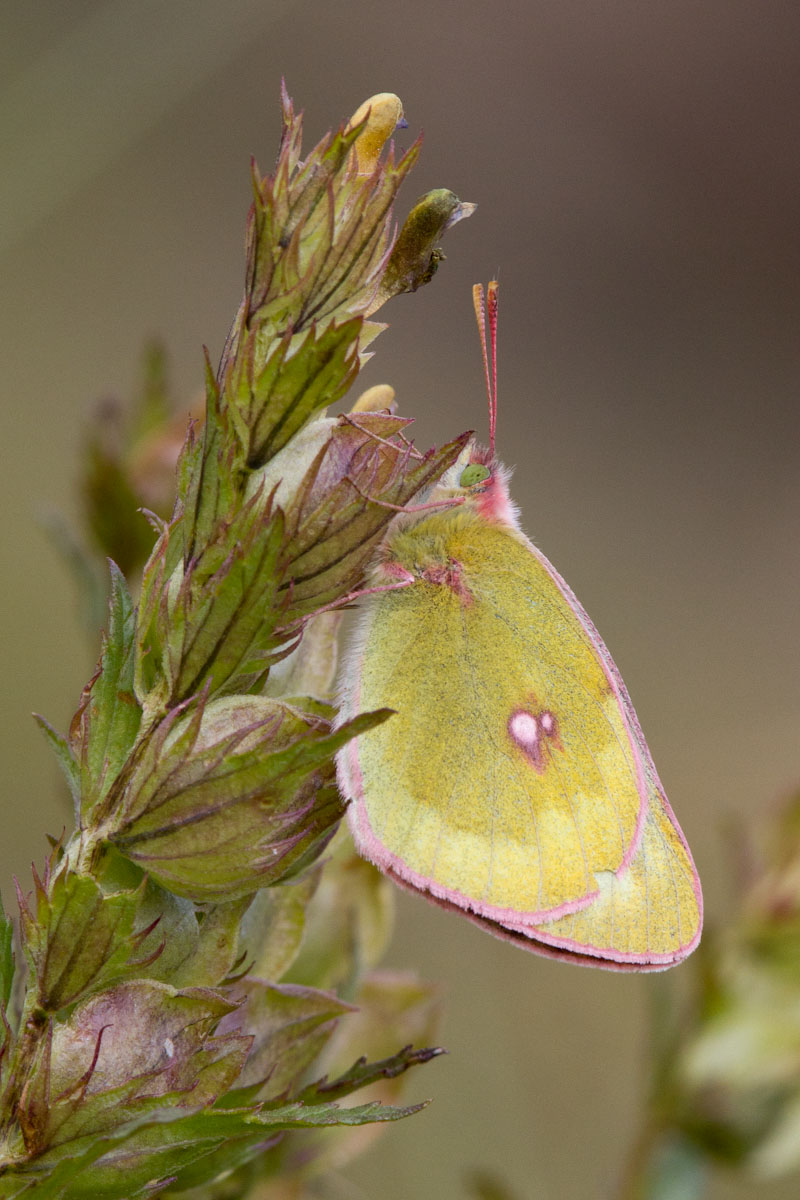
(336, 282, 702, 970)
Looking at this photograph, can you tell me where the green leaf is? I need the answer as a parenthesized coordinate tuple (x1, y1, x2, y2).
(7, 1098, 428, 1200)
(310, 969, 443, 1096)
(170, 1099, 428, 1195)
(21, 869, 142, 1011)
(171, 504, 287, 702)
(133, 509, 186, 710)
(5, 1108, 221, 1200)
(239, 868, 321, 982)
(92, 857, 205, 987)
(279, 419, 472, 620)
(179, 360, 243, 564)
(72, 562, 142, 817)
(0, 892, 14, 1011)
(218, 981, 355, 1099)
(0, 1176, 30, 1199)
(231, 319, 362, 470)
(251, 971, 443, 1184)
(290, 1043, 444, 1110)
(33, 715, 81, 811)
(170, 897, 252, 989)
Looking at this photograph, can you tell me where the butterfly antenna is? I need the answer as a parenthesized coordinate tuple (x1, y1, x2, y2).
(472, 280, 499, 455)
(487, 279, 499, 454)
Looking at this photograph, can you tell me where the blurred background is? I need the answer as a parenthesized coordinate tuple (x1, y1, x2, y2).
(2, 2, 799, 1197)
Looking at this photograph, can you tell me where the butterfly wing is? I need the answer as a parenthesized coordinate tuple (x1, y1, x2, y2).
(482, 528, 702, 967)
(338, 511, 701, 967)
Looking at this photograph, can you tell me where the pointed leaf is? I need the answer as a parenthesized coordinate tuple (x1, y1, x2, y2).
(172, 505, 286, 701)
(218, 981, 354, 1098)
(72, 563, 142, 816)
(33, 715, 80, 810)
(280, 421, 472, 619)
(290, 1043, 444, 1110)
(134, 511, 185, 709)
(22, 869, 142, 1011)
(236, 319, 362, 469)
(93, 863, 202, 987)
(6, 1097, 428, 1200)
(310, 969, 443, 1102)
(0, 895, 13, 1012)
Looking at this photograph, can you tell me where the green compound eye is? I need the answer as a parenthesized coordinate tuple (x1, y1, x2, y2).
(459, 463, 491, 488)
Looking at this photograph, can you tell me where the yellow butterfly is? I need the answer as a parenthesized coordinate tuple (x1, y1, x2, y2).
(337, 282, 702, 969)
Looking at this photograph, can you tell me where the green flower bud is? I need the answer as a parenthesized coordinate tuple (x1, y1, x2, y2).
(110, 697, 390, 902)
(371, 188, 476, 311)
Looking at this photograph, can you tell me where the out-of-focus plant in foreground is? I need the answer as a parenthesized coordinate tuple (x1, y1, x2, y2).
(619, 789, 800, 1199)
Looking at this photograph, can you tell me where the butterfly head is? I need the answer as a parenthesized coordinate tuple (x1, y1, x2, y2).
(432, 439, 519, 529)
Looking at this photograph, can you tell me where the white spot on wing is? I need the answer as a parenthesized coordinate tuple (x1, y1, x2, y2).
(509, 711, 539, 751)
